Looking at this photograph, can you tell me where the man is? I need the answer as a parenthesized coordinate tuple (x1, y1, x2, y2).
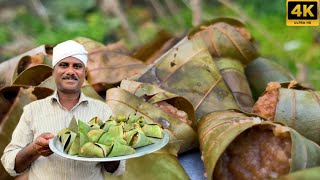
(1, 40, 125, 179)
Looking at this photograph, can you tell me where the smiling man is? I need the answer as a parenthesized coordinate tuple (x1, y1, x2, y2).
(1, 40, 125, 180)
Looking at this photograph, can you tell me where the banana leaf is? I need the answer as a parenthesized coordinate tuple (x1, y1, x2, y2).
(78, 119, 91, 134)
(188, 17, 259, 65)
(278, 167, 320, 180)
(142, 124, 163, 138)
(0, 86, 53, 180)
(198, 110, 320, 179)
(87, 129, 105, 143)
(68, 116, 78, 133)
(107, 141, 135, 157)
(127, 114, 138, 124)
(105, 129, 190, 180)
(120, 79, 196, 128)
(58, 129, 77, 152)
(216, 58, 255, 112)
(78, 142, 111, 158)
(98, 132, 114, 146)
(108, 125, 124, 139)
(116, 115, 127, 122)
(125, 130, 154, 148)
(252, 81, 320, 144)
(136, 37, 238, 121)
(68, 133, 80, 155)
(245, 57, 295, 100)
(132, 30, 181, 64)
(137, 116, 145, 127)
(106, 88, 198, 153)
(74, 37, 130, 55)
(12, 64, 53, 86)
(88, 116, 103, 126)
(101, 120, 117, 132)
(0, 45, 52, 87)
(85, 50, 147, 94)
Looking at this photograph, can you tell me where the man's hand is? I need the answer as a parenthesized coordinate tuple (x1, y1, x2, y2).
(14, 133, 54, 173)
(33, 133, 54, 156)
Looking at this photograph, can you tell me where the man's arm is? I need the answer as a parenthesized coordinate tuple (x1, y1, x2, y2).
(14, 133, 54, 173)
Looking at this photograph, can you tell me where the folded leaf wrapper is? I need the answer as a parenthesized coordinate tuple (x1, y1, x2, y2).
(107, 141, 136, 157)
(120, 80, 196, 128)
(105, 129, 190, 180)
(78, 142, 111, 158)
(245, 57, 295, 100)
(135, 36, 238, 121)
(106, 88, 198, 153)
(188, 17, 259, 65)
(198, 110, 320, 179)
(253, 81, 320, 144)
(216, 58, 255, 112)
(142, 124, 163, 138)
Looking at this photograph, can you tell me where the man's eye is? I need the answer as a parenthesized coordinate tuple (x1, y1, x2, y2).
(74, 64, 82, 69)
(59, 64, 67, 68)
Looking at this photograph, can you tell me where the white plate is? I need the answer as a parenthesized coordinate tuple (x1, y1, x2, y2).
(49, 131, 169, 162)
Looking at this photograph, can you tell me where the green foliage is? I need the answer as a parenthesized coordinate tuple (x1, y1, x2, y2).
(36, 12, 120, 45)
(0, 27, 10, 45)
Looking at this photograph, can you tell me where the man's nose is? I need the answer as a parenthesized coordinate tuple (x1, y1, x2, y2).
(66, 66, 76, 75)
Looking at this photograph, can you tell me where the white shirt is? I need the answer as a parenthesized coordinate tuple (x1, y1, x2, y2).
(1, 91, 125, 180)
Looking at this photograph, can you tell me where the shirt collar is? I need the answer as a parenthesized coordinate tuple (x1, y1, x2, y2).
(50, 90, 89, 105)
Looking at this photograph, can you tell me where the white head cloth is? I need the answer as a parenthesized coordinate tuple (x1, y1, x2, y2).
(52, 40, 88, 67)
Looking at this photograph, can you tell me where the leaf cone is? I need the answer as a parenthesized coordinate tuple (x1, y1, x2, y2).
(188, 17, 259, 65)
(253, 81, 320, 144)
(105, 129, 189, 180)
(78, 142, 110, 158)
(245, 57, 295, 99)
(107, 141, 135, 157)
(135, 37, 238, 121)
(120, 80, 196, 128)
(216, 58, 255, 112)
(198, 110, 320, 179)
(142, 124, 163, 138)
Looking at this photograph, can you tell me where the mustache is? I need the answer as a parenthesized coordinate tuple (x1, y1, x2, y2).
(62, 74, 78, 80)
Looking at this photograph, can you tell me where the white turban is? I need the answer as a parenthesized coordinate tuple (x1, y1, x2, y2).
(52, 40, 88, 67)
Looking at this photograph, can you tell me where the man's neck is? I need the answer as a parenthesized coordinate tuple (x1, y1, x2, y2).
(57, 91, 81, 111)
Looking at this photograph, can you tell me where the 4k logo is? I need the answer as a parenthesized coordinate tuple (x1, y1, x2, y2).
(287, 0, 319, 26)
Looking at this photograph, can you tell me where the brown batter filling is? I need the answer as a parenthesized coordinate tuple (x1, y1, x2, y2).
(154, 101, 192, 125)
(252, 82, 281, 120)
(213, 126, 292, 179)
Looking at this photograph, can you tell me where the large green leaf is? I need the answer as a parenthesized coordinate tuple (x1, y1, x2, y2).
(188, 17, 259, 65)
(136, 37, 238, 120)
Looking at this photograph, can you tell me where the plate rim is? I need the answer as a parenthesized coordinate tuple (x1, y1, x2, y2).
(49, 131, 170, 162)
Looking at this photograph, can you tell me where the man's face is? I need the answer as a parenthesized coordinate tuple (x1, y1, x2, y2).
(53, 57, 86, 94)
